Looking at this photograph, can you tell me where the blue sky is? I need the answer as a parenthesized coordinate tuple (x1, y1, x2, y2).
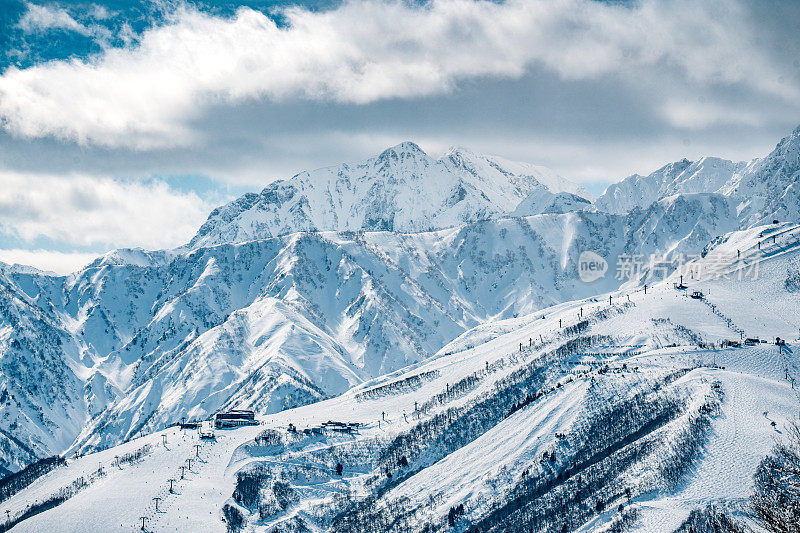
(0, 0, 799, 273)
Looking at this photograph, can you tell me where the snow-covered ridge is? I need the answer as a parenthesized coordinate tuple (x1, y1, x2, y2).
(594, 125, 800, 229)
(189, 142, 592, 248)
(593, 157, 753, 215)
(4, 226, 799, 532)
(1, 125, 800, 489)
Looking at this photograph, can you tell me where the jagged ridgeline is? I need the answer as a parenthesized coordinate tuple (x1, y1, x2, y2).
(0, 126, 799, 532)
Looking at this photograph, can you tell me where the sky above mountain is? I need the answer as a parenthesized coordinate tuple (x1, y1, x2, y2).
(0, 0, 799, 273)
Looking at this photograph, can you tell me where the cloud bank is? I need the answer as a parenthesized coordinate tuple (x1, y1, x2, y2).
(0, 0, 795, 149)
(0, 248, 98, 275)
(0, 171, 221, 249)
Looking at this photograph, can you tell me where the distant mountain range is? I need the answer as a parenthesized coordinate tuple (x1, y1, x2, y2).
(594, 125, 800, 229)
(0, 125, 799, 474)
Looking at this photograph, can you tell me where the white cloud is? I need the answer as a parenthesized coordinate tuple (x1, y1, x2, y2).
(0, 172, 223, 249)
(660, 99, 766, 130)
(0, 249, 97, 275)
(17, 3, 93, 36)
(0, 0, 795, 149)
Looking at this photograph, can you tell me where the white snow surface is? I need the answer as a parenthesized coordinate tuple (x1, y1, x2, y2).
(189, 142, 592, 248)
(2, 127, 800, 531)
(3, 225, 799, 532)
(594, 126, 800, 232)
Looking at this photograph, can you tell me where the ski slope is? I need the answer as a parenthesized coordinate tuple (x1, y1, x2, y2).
(4, 225, 799, 532)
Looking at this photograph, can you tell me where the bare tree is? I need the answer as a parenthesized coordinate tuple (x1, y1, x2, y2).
(751, 422, 800, 533)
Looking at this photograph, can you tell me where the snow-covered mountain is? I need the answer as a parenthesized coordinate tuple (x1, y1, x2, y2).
(593, 157, 753, 215)
(1, 127, 800, 532)
(190, 143, 592, 248)
(4, 222, 799, 532)
(721, 125, 800, 227)
(594, 126, 800, 232)
(511, 189, 592, 216)
(0, 270, 88, 475)
(0, 197, 746, 467)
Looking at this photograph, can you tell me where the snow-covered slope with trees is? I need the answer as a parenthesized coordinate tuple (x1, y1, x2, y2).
(1, 127, 800, 532)
(3, 223, 799, 532)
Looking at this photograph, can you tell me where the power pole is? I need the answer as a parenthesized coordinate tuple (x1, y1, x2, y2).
(153, 497, 161, 512)
(186, 458, 193, 470)
(179, 466, 186, 479)
(140, 516, 148, 531)
(194, 444, 201, 458)
(168, 478, 176, 493)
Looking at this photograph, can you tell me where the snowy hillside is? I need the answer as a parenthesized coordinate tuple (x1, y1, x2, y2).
(722, 125, 800, 227)
(0, 270, 88, 475)
(190, 143, 592, 248)
(593, 157, 752, 215)
(3, 223, 798, 532)
(594, 126, 800, 232)
(0, 193, 748, 471)
(1, 126, 800, 532)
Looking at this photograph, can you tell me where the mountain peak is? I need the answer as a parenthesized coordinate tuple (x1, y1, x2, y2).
(594, 155, 746, 214)
(190, 143, 586, 248)
(378, 141, 427, 158)
(443, 145, 476, 157)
